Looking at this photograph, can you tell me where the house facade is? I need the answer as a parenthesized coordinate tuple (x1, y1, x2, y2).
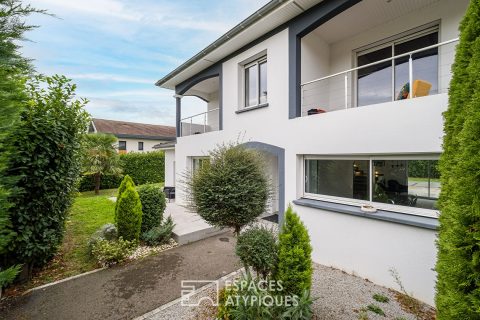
(89, 118, 176, 153)
(156, 0, 469, 305)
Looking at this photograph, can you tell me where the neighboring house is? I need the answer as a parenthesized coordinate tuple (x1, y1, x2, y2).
(155, 0, 469, 305)
(89, 118, 176, 153)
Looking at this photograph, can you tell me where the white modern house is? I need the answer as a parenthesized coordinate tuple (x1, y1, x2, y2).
(155, 0, 469, 306)
(89, 118, 176, 153)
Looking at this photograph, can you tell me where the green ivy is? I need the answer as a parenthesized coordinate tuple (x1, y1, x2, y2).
(436, 1, 480, 318)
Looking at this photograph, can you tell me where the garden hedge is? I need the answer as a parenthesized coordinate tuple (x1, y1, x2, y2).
(120, 151, 165, 185)
(78, 150, 165, 191)
(436, 1, 480, 318)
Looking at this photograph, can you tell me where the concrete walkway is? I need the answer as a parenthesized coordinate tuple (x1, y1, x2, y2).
(166, 202, 225, 245)
(1, 232, 240, 320)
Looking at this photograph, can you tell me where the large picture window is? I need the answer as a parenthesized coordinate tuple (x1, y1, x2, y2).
(304, 157, 440, 214)
(357, 28, 438, 107)
(245, 57, 267, 107)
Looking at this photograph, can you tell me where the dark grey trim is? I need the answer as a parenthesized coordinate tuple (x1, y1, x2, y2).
(288, 0, 361, 119)
(235, 103, 269, 114)
(243, 141, 285, 226)
(293, 198, 439, 230)
(114, 134, 176, 141)
(176, 97, 181, 138)
(175, 64, 223, 133)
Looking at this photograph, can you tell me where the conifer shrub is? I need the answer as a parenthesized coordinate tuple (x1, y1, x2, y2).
(116, 186, 142, 242)
(115, 175, 135, 222)
(436, 1, 480, 318)
(142, 216, 175, 246)
(275, 206, 312, 297)
(137, 184, 166, 233)
(236, 225, 277, 278)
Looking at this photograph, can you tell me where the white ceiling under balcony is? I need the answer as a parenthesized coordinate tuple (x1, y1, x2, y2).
(313, 0, 440, 44)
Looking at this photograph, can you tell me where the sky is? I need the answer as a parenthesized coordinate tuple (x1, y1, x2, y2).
(21, 0, 270, 126)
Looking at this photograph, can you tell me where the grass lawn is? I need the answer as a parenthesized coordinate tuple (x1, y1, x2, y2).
(12, 188, 118, 292)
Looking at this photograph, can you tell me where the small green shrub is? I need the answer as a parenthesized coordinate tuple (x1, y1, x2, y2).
(120, 151, 165, 185)
(116, 185, 142, 241)
(88, 223, 118, 254)
(275, 205, 312, 297)
(373, 293, 389, 303)
(236, 225, 277, 278)
(142, 216, 175, 246)
(137, 184, 166, 233)
(115, 175, 135, 222)
(91, 237, 135, 267)
(366, 304, 385, 316)
(186, 143, 270, 234)
(218, 272, 313, 320)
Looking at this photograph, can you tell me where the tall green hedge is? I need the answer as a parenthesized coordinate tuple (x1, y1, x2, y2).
(3, 75, 89, 277)
(120, 151, 165, 185)
(78, 151, 165, 191)
(436, 1, 480, 318)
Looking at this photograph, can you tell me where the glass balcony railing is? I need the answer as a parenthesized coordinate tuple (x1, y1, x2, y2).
(300, 38, 458, 116)
(180, 108, 220, 137)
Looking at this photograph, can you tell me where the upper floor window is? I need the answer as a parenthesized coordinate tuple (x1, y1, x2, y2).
(357, 27, 438, 107)
(245, 57, 267, 108)
(138, 141, 144, 151)
(118, 141, 127, 151)
(304, 156, 440, 216)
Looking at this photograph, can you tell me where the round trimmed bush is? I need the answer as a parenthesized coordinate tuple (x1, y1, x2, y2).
(137, 184, 166, 233)
(116, 186, 142, 241)
(236, 225, 277, 278)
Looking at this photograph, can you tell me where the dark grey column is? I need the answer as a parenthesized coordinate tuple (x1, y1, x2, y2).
(176, 97, 181, 137)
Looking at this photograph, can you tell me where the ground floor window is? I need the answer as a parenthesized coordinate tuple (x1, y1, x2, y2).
(192, 157, 209, 172)
(304, 156, 440, 213)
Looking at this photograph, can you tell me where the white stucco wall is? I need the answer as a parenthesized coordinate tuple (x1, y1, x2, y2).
(164, 149, 175, 187)
(168, 0, 468, 306)
(116, 138, 167, 153)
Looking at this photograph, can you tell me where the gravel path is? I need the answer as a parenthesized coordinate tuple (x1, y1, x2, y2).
(144, 263, 434, 320)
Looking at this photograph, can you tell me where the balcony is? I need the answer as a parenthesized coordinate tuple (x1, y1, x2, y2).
(298, 0, 464, 117)
(177, 75, 220, 137)
(180, 107, 220, 137)
(301, 38, 457, 116)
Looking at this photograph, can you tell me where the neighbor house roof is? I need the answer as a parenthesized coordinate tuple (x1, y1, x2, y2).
(155, 0, 322, 90)
(91, 118, 176, 141)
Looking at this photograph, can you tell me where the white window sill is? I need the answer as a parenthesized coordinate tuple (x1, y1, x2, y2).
(235, 103, 269, 114)
(293, 198, 438, 230)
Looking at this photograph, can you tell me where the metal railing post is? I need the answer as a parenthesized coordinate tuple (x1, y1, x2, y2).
(409, 54, 413, 99)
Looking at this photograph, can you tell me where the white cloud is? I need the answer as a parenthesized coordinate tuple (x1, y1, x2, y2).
(69, 73, 155, 84)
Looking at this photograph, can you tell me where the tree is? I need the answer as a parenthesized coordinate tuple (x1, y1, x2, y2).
(3, 75, 89, 279)
(275, 206, 312, 297)
(186, 143, 270, 234)
(83, 133, 122, 195)
(0, 0, 45, 287)
(116, 186, 143, 242)
(436, 2, 480, 318)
